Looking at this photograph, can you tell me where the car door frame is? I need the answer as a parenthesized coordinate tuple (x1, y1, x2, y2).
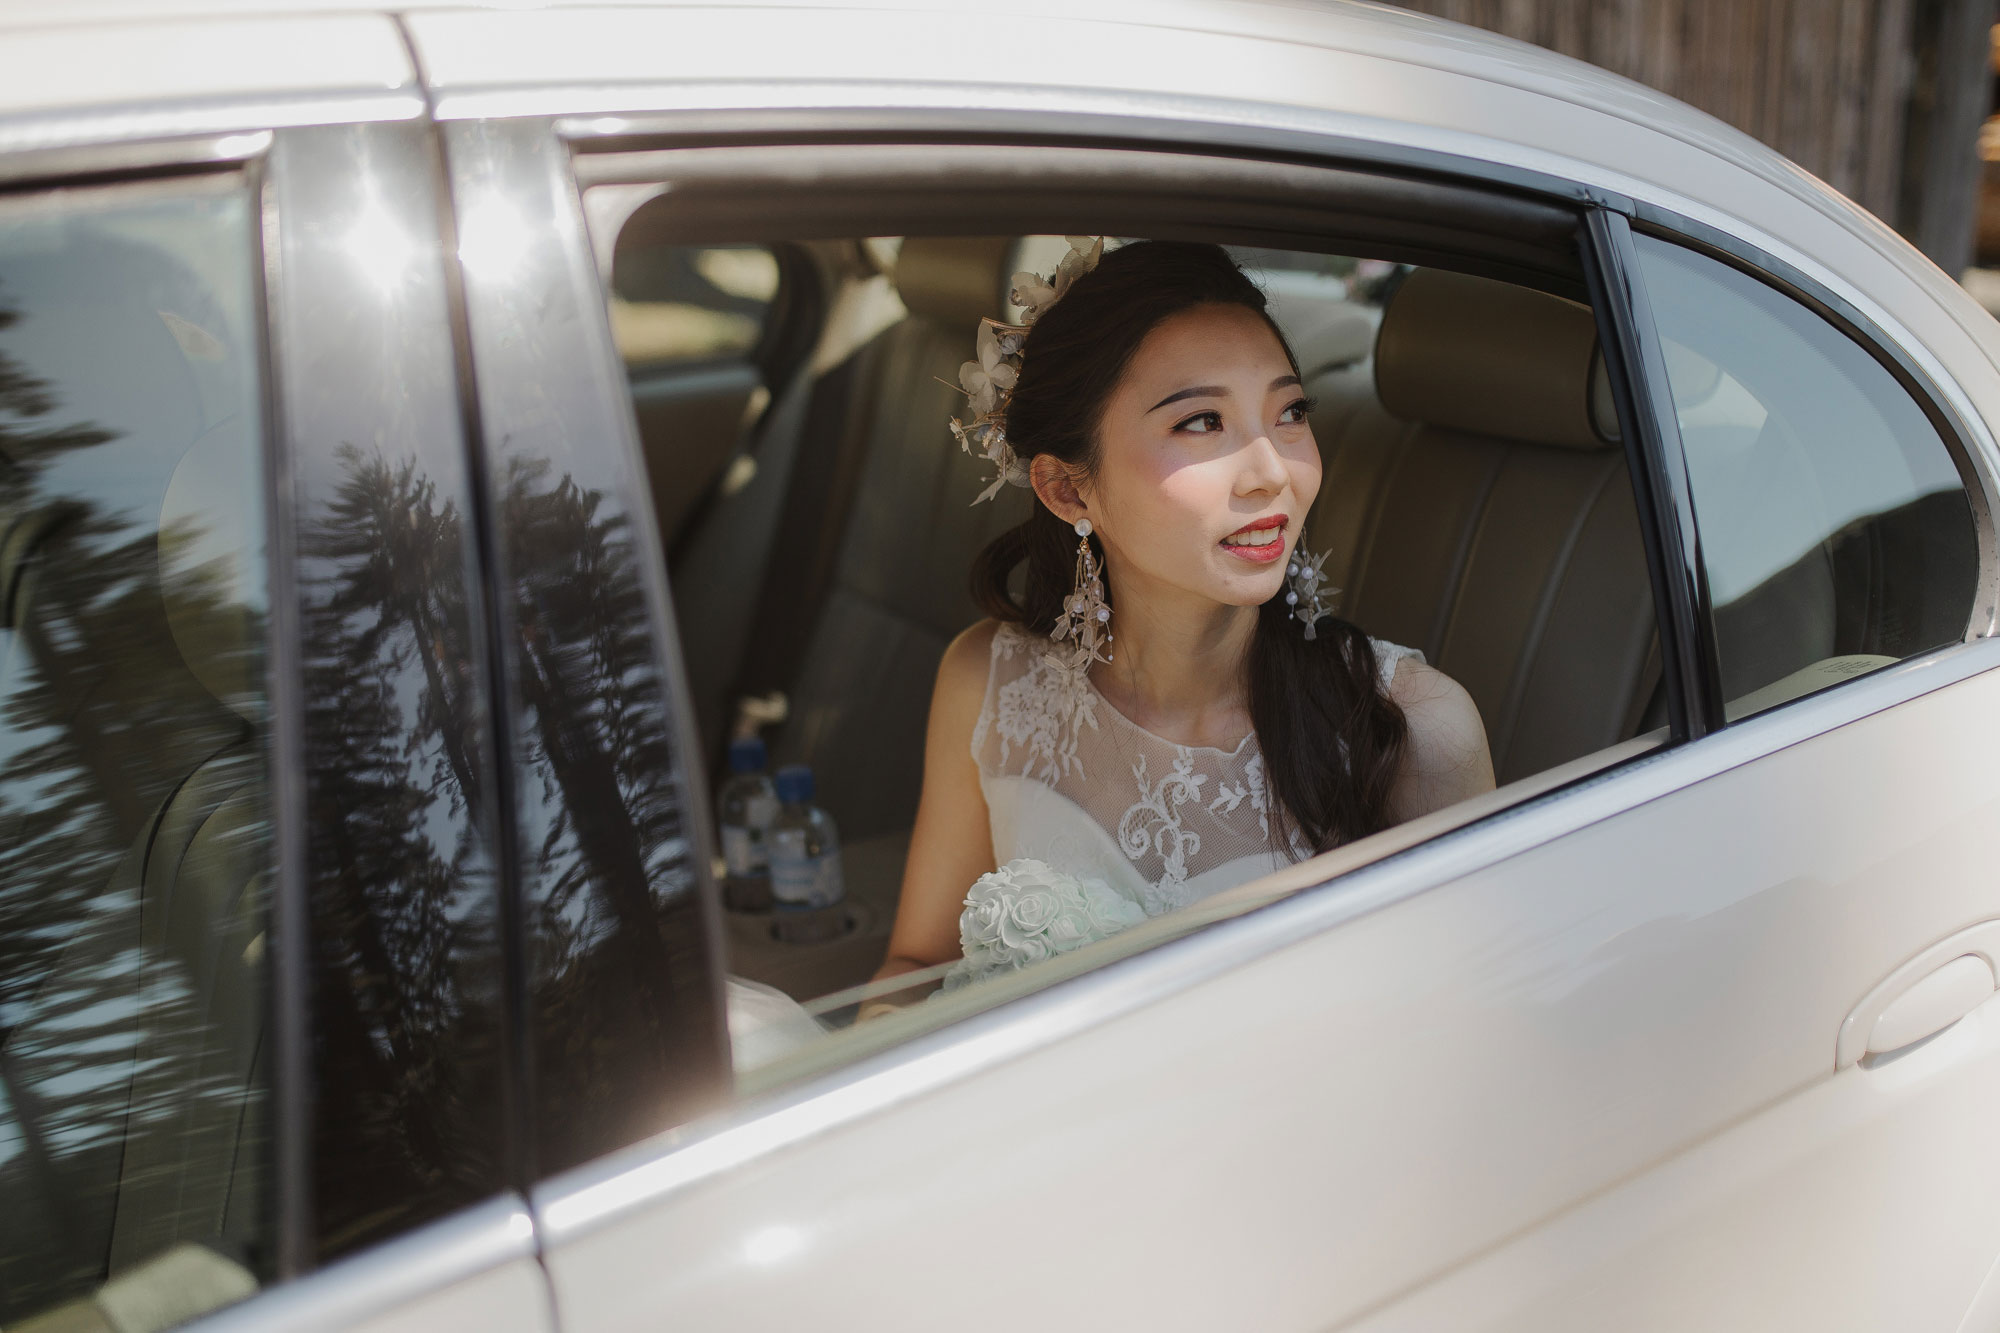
(0, 107, 553, 1333)
(498, 93, 2000, 1276)
(386, 75, 2000, 1320)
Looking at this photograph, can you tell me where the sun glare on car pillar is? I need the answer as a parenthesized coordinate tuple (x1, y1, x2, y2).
(458, 200, 533, 282)
(344, 200, 414, 291)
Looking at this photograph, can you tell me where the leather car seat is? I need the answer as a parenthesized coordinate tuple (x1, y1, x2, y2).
(743, 237, 1030, 844)
(1306, 268, 1659, 783)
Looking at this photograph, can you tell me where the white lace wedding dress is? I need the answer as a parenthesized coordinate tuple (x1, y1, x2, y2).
(968, 620, 1422, 924)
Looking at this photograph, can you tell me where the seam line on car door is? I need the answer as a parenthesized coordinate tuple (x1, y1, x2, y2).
(390, 7, 543, 1235)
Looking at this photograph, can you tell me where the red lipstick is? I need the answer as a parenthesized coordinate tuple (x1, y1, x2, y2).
(1219, 514, 1288, 564)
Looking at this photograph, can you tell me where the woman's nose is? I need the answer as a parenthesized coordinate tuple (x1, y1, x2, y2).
(1236, 431, 1290, 495)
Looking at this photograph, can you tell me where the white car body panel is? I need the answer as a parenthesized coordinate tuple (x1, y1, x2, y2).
(0, 12, 418, 148)
(533, 641, 2000, 1331)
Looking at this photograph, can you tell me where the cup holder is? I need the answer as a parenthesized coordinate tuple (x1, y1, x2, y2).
(766, 900, 872, 947)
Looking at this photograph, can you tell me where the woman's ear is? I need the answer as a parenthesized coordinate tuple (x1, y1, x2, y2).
(1029, 454, 1091, 528)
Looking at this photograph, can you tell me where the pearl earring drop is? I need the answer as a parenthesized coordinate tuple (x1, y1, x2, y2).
(1052, 516, 1112, 663)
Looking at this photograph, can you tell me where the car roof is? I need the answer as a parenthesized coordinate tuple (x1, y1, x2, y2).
(0, 0, 1883, 248)
(0, 0, 1806, 181)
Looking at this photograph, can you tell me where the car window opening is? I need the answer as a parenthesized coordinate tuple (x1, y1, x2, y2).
(580, 191, 1697, 1088)
(588, 177, 1977, 1094)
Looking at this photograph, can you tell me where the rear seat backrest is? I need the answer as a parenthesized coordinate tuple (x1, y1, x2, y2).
(1306, 269, 1659, 784)
(761, 237, 1030, 844)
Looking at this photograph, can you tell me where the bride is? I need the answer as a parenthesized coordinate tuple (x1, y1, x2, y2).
(873, 239, 1494, 996)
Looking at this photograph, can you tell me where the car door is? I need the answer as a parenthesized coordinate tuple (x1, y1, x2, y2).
(437, 120, 2000, 1333)
(0, 16, 558, 1332)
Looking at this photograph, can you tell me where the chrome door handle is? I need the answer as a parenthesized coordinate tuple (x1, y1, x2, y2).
(1837, 920, 2000, 1069)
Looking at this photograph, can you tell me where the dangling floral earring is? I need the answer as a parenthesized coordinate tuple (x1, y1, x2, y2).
(1285, 546, 1333, 641)
(1051, 518, 1113, 666)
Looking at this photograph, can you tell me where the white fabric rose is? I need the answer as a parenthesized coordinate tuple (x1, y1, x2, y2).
(940, 858, 1147, 993)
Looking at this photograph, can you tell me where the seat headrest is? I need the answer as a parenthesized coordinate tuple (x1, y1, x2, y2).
(1374, 268, 1619, 450)
(892, 236, 1014, 327)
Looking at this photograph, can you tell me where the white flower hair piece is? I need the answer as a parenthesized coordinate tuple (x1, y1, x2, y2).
(948, 235, 1105, 505)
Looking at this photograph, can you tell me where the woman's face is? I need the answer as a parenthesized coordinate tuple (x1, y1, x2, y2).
(1078, 301, 1321, 616)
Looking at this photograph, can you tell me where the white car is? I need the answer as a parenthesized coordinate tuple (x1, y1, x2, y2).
(1, 2, 1998, 1331)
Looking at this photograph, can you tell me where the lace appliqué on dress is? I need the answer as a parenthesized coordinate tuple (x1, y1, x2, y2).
(1117, 749, 1207, 915)
(974, 621, 1422, 914)
(991, 643, 1100, 784)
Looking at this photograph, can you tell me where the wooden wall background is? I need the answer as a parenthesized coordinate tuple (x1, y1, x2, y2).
(1387, 0, 1997, 271)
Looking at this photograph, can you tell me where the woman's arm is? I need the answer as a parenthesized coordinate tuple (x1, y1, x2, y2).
(872, 620, 1001, 986)
(1385, 658, 1496, 824)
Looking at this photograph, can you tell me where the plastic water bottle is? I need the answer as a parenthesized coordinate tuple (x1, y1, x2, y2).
(718, 736, 778, 913)
(769, 763, 845, 943)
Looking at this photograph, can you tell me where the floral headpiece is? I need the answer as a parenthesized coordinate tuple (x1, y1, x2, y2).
(949, 236, 1104, 504)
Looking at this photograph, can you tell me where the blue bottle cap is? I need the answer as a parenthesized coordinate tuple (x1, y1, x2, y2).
(774, 763, 814, 804)
(728, 735, 767, 774)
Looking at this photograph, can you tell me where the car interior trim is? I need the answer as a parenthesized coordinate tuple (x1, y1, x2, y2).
(184, 1194, 538, 1333)
(1628, 204, 2000, 642)
(534, 628, 2000, 1244)
(1581, 208, 1726, 737)
(582, 141, 1585, 298)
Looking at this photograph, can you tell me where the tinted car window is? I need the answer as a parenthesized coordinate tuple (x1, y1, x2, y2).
(0, 177, 273, 1327)
(449, 122, 730, 1178)
(1631, 235, 1980, 718)
(270, 121, 511, 1265)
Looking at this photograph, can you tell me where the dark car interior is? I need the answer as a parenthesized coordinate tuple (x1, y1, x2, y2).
(588, 149, 1679, 1009)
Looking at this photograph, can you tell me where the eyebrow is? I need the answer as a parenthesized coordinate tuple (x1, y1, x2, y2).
(1147, 374, 1303, 413)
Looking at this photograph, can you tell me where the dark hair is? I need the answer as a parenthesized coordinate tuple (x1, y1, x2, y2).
(971, 241, 1408, 853)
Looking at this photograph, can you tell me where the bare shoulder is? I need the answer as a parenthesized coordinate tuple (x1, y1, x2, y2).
(1388, 657, 1475, 726)
(940, 618, 1002, 685)
(933, 618, 1004, 716)
(1385, 658, 1495, 819)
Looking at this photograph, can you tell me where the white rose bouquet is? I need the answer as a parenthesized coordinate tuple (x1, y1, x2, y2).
(940, 858, 1146, 993)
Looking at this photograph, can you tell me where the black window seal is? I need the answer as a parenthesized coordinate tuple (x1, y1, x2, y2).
(246, 141, 316, 1283)
(1580, 208, 1725, 740)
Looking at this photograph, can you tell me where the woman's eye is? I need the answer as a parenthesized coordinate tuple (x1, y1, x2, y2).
(1175, 410, 1223, 434)
(1278, 396, 1317, 425)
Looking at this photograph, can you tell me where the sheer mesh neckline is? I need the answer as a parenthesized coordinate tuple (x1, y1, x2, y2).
(1083, 671, 1255, 759)
(970, 621, 1424, 915)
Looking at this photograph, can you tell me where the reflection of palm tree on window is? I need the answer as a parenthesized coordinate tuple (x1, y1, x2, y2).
(298, 444, 495, 1253)
(0, 296, 263, 1320)
(494, 454, 715, 1162)
(300, 443, 708, 1240)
